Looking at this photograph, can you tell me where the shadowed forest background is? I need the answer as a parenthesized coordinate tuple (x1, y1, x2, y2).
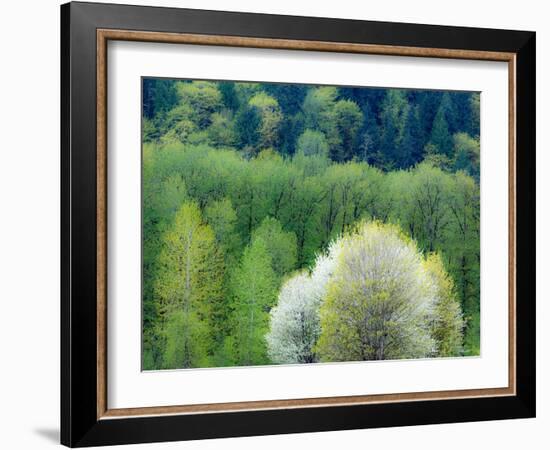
(142, 78, 480, 370)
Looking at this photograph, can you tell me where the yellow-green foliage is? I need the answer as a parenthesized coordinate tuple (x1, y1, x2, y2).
(316, 221, 457, 361)
(176, 81, 223, 128)
(248, 92, 283, 149)
(226, 236, 278, 366)
(423, 253, 464, 356)
(141, 78, 481, 368)
(155, 202, 224, 368)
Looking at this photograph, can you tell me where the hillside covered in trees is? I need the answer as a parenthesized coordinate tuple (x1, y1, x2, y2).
(142, 78, 480, 370)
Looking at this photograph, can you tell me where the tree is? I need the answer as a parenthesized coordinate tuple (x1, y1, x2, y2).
(162, 309, 211, 369)
(295, 129, 329, 158)
(316, 221, 439, 361)
(203, 198, 241, 352)
(235, 105, 261, 152)
(207, 111, 237, 147)
(176, 81, 223, 128)
(267, 251, 337, 364)
(379, 90, 408, 168)
(469, 93, 481, 137)
(227, 237, 278, 365)
(204, 198, 240, 256)
(332, 100, 364, 161)
(279, 112, 305, 156)
(249, 92, 283, 149)
(399, 104, 424, 166)
(282, 176, 326, 265)
(447, 171, 480, 355)
(417, 90, 443, 140)
(251, 217, 297, 277)
(453, 132, 480, 180)
(141, 80, 480, 369)
(155, 202, 224, 368)
(424, 253, 464, 356)
(357, 100, 381, 164)
(302, 87, 342, 155)
(160, 103, 196, 139)
(264, 83, 308, 115)
(408, 163, 453, 252)
(142, 78, 179, 119)
(429, 93, 454, 156)
(219, 81, 240, 110)
(156, 174, 188, 219)
(302, 86, 338, 129)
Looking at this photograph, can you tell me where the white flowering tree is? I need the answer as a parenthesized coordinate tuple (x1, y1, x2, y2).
(316, 221, 439, 361)
(266, 250, 337, 364)
(267, 221, 463, 364)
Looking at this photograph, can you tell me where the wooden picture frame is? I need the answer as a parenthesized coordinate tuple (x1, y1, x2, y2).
(61, 1, 535, 447)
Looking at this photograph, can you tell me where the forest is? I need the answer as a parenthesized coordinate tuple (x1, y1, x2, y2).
(142, 78, 480, 370)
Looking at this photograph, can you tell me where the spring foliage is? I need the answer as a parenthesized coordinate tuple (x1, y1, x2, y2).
(142, 78, 479, 369)
(266, 251, 337, 364)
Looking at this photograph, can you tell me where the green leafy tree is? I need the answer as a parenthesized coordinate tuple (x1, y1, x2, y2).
(447, 171, 480, 355)
(249, 92, 283, 149)
(408, 163, 453, 252)
(453, 132, 480, 180)
(302, 87, 342, 154)
(295, 129, 329, 158)
(204, 198, 241, 260)
(302, 86, 338, 129)
(163, 310, 211, 369)
(424, 253, 464, 356)
(251, 217, 297, 277)
(332, 100, 363, 161)
(155, 202, 224, 368)
(207, 111, 237, 147)
(176, 81, 223, 128)
(227, 237, 278, 365)
(160, 103, 196, 138)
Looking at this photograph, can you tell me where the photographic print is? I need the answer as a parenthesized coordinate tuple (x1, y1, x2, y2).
(141, 78, 480, 371)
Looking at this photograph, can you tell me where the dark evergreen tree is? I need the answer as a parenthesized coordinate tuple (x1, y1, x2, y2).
(400, 105, 425, 166)
(379, 90, 407, 169)
(417, 90, 443, 144)
(448, 92, 472, 133)
(429, 94, 454, 156)
(279, 112, 305, 156)
(235, 105, 261, 151)
(264, 83, 308, 115)
(219, 81, 240, 111)
(142, 78, 179, 119)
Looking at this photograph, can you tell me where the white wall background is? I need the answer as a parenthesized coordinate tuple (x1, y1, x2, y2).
(0, 0, 545, 448)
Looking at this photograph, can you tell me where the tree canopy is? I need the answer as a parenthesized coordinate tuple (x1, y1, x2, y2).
(142, 78, 480, 369)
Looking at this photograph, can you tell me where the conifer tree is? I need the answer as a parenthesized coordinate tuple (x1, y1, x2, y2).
(429, 93, 454, 156)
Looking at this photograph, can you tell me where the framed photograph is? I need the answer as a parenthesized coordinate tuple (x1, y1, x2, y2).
(61, 1, 536, 447)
